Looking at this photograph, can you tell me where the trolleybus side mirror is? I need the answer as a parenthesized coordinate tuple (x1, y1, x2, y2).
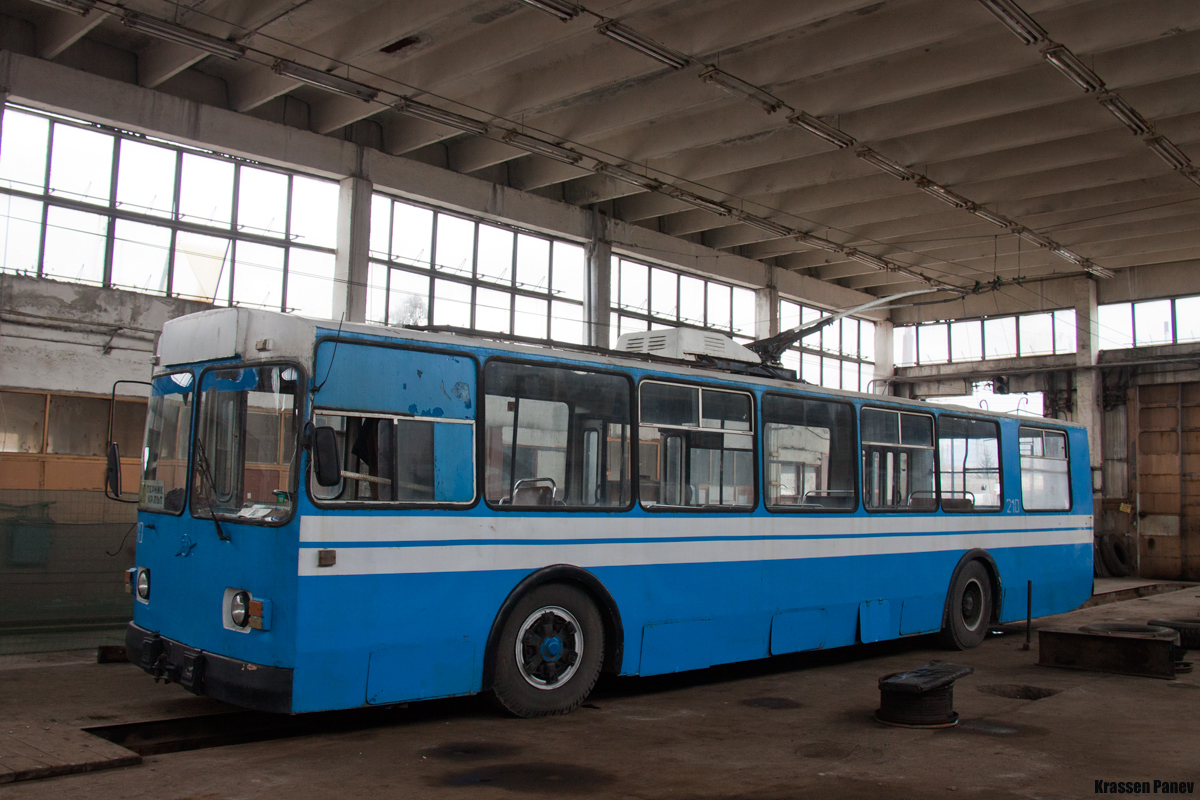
(312, 426, 341, 487)
(105, 442, 123, 500)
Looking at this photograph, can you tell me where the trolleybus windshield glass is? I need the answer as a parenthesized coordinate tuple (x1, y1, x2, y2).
(140, 371, 194, 514)
(190, 364, 301, 523)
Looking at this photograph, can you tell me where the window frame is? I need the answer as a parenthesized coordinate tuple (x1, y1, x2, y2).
(935, 414, 1003, 514)
(1017, 424, 1073, 513)
(760, 391, 859, 514)
(480, 356, 635, 513)
(189, 360, 305, 528)
(636, 377, 759, 513)
(307, 407, 477, 508)
(860, 405, 938, 513)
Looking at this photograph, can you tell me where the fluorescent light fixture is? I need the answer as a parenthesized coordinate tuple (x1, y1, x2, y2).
(796, 232, 843, 253)
(856, 147, 915, 180)
(393, 97, 488, 135)
(517, 0, 581, 21)
(844, 248, 892, 271)
(738, 213, 793, 238)
(593, 163, 662, 191)
(122, 12, 245, 59)
(502, 130, 583, 165)
(1083, 261, 1115, 279)
(1097, 92, 1152, 136)
(916, 179, 968, 208)
(966, 204, 1011, 228)
(787, 111, 855, 149)
(272, 59, 378, 102)
(594, 20, 690, 69)
(668, 189, 734, 216)
(699, 66, 785, 114)
(976, 0, 1047, 45)
(1144, 135, 1191, 171)
(1015, 228, 1055, 249)
(28, 0, 94, 15)
(1041, 44, 1104, 92)
(1051, 247, 1085, 265)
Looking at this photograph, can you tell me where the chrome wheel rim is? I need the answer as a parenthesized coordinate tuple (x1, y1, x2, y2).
(514, 605, 583, 690)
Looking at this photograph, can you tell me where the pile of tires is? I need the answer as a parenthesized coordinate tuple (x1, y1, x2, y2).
(1094, 533, 1136, 578)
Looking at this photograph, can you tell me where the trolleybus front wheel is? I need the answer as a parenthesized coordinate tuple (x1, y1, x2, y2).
(492, 583, 605, 718)
(940, 560, 993, 650)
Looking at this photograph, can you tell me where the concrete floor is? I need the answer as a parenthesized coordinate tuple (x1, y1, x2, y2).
(3, 588, 1200, 799)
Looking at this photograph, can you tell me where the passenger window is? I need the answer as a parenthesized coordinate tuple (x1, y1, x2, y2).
(861, 408, 936, 511)
(763, 394, 856, 511)
(483, 361, 631, 509)
(639, 382, 755, 509)
(937, 417, 1001, 512)
(1019, 427, 1071, 511)
(310, 412, 472, 504)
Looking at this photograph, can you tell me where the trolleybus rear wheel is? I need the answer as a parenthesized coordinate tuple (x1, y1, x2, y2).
(940, 560, 993, 650)
(492, 583, 604, 718)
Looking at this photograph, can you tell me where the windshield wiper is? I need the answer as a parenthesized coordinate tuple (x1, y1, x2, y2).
(193, 437, 231, 542)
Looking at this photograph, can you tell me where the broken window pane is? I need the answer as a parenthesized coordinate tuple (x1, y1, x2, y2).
(173, 231, 232, 303)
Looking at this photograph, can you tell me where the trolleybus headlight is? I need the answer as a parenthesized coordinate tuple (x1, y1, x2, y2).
(230, 590, 251, 628)
(136, 568, 151, 600)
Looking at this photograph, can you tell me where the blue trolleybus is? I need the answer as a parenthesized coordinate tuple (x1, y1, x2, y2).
(117, 307, 1093, 717)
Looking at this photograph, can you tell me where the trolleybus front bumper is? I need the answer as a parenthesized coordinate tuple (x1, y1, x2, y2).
(125, 623, 292, 713)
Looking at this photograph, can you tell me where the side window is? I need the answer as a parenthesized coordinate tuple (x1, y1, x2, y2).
(861, 408, 935, 511)
(639, 382, 755, 509)
(763, 394, 856, 511)
(1019, 426, 1071, 511)
(483, 361, 631, 509)
(311, 412, 464, 503)
(937, 416, 1001, 512)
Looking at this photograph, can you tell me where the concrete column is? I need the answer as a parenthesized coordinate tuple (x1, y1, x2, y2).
(1073, 276, 1103, 494)
(585, 211, 612, 349)
(754, 270, 779, 339)
(873, 320, 894, 395)
(332, 172, 373, 324)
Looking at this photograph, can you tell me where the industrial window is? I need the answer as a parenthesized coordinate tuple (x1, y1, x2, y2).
(778, 300, 876, 392)
(0, 105, 339, 316)
(763, 394, 856, 511)
(368, 195, 586, 345)
(0, 391, 46, 453)
(937, 416, 1001, 512)
(483, 361, 631, 509)
(861, 408, 936, 511)
(612, 257, 755, 347)
(893, 309, 1076, 367)
(1019, 426, 1071, 512)
(638, 381, 754, 509)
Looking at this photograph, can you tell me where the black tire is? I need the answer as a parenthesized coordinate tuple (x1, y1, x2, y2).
(491, 583, 604, 718)
(1099, 534, 1136, 578)
(940, 560, 993, 650)
(1092, 539, 1111, 578)
(1148, 619, 1200, 650)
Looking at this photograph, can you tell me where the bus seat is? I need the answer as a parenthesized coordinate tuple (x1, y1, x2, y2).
(513, 485, 554, 506)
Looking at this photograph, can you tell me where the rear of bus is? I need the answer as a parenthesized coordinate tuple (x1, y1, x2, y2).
(125, 309, 311, 712)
